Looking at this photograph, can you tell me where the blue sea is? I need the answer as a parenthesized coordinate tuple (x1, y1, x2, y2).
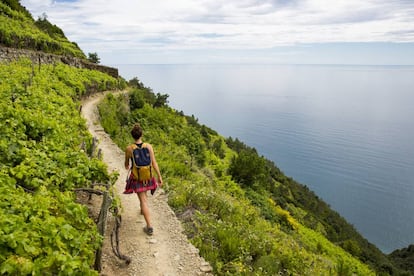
(116, 64, 414, 253)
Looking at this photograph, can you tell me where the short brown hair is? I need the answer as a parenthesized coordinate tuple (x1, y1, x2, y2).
(131, 123, 143, 140)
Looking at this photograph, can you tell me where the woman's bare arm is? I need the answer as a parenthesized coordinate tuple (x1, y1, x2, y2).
(147, 144, 163, 186)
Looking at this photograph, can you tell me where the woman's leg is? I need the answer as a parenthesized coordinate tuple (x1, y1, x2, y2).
(137, 191, 151, 228)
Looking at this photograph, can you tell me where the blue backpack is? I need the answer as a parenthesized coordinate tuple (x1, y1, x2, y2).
(131, 143, 152, 182)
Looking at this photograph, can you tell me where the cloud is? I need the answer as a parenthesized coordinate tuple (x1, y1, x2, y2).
(20, 0, 414, 64)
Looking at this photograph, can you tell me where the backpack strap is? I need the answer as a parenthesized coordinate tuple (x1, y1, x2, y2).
(135, 142, 147, 149)
(130, 144, 137, 166)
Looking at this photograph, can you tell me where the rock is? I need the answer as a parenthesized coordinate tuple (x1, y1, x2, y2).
(189, 245, 199, 255)
(200, 261, 212, 273)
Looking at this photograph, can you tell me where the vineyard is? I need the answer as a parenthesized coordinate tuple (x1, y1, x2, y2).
(1, 1, 411, 275)
(0, 1, 85, 58)
(0, 58, 121, 274)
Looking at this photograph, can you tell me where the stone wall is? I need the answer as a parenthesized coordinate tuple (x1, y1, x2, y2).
(0, 46, 118, 78)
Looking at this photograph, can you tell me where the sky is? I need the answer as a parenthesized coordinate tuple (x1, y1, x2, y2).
(21, 0, 414, 65)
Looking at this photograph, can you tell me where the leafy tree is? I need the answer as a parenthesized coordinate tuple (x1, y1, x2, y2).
(225, 136, 252, 153)
(87, 52, 100, 64)
(127, 79, 157, 105)
(129, 89, 145, 110)
(389, 244, 414, 274)
(342, 239, 362, 256)
(128, 77, 144, 89)
(212, 138, 225, 159)
(181, 131, 206, 167)
(153, 92, 169, 108)
(228, 149, 267, 187)
(186, 114, 199, 127)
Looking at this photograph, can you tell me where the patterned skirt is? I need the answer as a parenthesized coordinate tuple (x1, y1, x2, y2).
(123, 173, 157, 194)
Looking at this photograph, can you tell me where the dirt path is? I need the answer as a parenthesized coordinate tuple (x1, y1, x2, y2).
(81, 92, 212, 276)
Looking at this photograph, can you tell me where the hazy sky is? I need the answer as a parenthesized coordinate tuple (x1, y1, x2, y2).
(21, 0, 414, 65)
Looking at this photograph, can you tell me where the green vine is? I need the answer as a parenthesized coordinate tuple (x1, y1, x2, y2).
(0, 58, 120, 274)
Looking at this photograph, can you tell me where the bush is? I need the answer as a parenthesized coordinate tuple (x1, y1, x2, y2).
(129, 89, 145, 110)
(228, 149, 267, 187)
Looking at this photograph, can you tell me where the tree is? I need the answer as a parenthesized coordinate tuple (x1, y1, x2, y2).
(228, 149, 268, 187)
(153, 93, 169, 108)
(212, 138, 225, 159)
(87, 52, 100, 64)
(128, 77, 144, 89)
(129, 89, 145, 110)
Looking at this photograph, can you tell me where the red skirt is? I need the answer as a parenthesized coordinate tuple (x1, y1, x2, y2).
(123, 173, 157, 194)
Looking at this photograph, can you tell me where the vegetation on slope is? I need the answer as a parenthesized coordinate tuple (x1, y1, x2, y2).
(0, 0, 85, 58)
(98, 83, 380, 275)
(389, 246, 414, 274)
(2, 0, 412, 274)
(0, 58, 121, 274)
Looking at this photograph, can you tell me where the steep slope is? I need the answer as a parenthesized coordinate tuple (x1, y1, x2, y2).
(81, 92, 213, 275)
(97, 89, 377, 275)
(0, 0, 85, 58)
(2, 0, 412, 274)
(0, 59, 118, 274)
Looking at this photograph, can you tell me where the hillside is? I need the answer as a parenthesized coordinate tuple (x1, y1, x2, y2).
(96, 85, 393, 275)
(0, 0, 85, 58)
(1, 0, 413, 275)
(0, 59, 121, 274)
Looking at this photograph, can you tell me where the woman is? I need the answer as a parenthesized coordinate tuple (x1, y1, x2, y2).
(124, 123, 163, 235)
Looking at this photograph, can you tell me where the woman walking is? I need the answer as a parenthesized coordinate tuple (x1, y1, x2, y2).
(124, 123, 163, 235)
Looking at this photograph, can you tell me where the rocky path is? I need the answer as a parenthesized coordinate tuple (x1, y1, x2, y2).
(81, 92, 212, 276)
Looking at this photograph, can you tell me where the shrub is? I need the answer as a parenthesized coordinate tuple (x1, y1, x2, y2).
(129, 89, 145, 110)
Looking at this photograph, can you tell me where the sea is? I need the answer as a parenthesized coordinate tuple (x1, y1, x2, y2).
(115, 64, 414, 254)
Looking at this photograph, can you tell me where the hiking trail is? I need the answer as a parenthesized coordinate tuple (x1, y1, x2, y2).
(81, 92, 213, 276)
